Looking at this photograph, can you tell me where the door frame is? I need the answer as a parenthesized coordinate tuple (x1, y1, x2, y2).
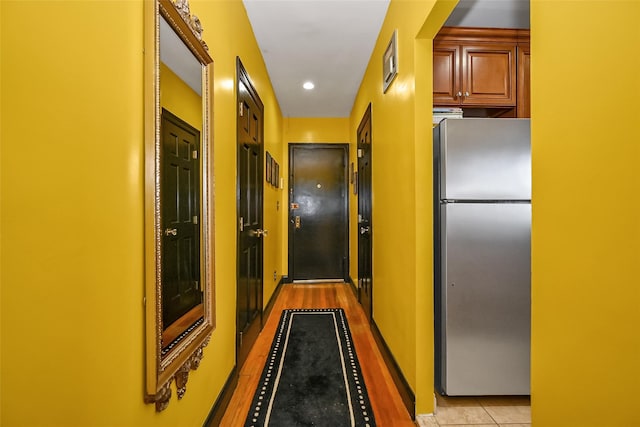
(287, 143, 350, 282)
(235, 58, 264, 369)
(357, 104, 373, 321)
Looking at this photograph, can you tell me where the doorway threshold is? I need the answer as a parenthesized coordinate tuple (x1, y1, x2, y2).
(292, 279, 345, 284)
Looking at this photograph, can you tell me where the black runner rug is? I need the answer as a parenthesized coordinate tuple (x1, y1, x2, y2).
(244, 308, 376, 427)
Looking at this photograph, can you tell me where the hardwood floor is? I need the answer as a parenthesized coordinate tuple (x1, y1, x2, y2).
(220, 282, 416, 426)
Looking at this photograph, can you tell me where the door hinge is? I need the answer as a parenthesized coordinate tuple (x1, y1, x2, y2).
(239, 216, 244, 232)
(193, 215, 198, 225)
(357, 148, 364, 158)
(192, 150, 198, 159)
(239, 331, 243, 346)
(239, 102, 244, 117)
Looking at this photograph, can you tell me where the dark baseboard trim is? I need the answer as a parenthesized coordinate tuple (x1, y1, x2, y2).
(371, 320, 416, 420)
(202, 365, 238, 427)
(347, 276, 358, 299)
(282, 275, 292, 284)
(203, 279, 287, 426)
(263, 278, 285, 326)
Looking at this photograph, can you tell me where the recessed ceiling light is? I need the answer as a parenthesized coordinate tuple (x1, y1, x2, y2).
(303, 81, 315, 90)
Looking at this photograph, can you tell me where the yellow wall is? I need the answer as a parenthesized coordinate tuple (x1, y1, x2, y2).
(349, 0, 454, 414)
(530, 1, 640, 425)
(160, 62, 203, 132)
(0, 0, 282, 425)
(0, 1, 4, 423)
(2, 2, 152, 425)
(283, 117, 350, 143)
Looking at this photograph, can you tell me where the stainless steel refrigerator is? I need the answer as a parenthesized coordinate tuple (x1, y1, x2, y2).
(434, 118, 531, 396)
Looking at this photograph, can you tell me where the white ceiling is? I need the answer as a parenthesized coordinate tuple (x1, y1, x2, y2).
(242, 0, 530, 118)
(243, 0, 390, 118)
(445, 0, 529, 29)
(160, 15, 202, 95)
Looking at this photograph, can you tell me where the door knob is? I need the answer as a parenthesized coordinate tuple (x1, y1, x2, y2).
(360, 226, 370, 235)
(249, 229, 268, 237)
(164, 228, 177, 236)
(456, 91, 462, 98)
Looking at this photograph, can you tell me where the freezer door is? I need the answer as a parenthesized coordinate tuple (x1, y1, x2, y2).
(440, 118, 530, 200)
(441, 202, 531, 395)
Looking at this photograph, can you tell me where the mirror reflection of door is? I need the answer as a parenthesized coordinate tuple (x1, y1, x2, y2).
(288, 144, 349, 282)
(357, 105, 373, 322)
(158, 14, 206, 348)
(161, 109, 203, 333)
(236, 59, 264, 370)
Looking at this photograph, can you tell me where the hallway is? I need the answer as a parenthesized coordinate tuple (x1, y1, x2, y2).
(219, 283, 415, 426)
(2, 0, 638, 425)
(219, 282, 532, 426)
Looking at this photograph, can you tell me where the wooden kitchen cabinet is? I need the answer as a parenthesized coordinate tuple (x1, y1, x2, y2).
(434, 42, 516, 106)
(434, 28, 529, 113)
(517, 43, 531, 118)
(433, 42, 460, 105)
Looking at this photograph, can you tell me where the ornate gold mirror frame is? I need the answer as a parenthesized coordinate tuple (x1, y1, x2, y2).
(144, 0, 214, 411)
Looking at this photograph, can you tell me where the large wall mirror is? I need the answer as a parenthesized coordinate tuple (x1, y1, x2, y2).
(144, 0, 214, 411)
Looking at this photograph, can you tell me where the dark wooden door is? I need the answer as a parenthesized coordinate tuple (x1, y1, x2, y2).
(236, 59, 264, 369)
(357, 106, 373, 321)
(161, 108, 202, 328)
(289, 144, 348, 281)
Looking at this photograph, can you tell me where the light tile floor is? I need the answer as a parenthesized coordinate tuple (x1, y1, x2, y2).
(416, 394, 531, 426)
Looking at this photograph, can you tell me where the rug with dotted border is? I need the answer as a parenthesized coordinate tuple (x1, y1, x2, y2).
(244, 308, 376, 427)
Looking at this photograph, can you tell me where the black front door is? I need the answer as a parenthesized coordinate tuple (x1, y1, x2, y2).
(161, 109, 202, 328)
(289, 144, 349, 281)
(236, 59, 264, 369)
(357, 105, 373, 321)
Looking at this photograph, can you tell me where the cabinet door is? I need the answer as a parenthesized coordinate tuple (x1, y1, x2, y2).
(517, 44, 531, 118)
(462, 44, 516, 106)
(433, 43, 460, 105)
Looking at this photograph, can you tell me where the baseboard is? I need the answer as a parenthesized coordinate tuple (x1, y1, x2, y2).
(202, 279, 287, 426)
(202, 366, 238, 427)
(371, 320, 416, 420)
(263, 278, 285, 325)
(347, 276, 358, 298)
